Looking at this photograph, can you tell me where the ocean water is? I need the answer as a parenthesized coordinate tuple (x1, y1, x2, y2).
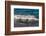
(14, 8, 39, 18)
(14, 8, 39, 27)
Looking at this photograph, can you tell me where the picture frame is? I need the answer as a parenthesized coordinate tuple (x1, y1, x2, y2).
(5, 1, 45, 35)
